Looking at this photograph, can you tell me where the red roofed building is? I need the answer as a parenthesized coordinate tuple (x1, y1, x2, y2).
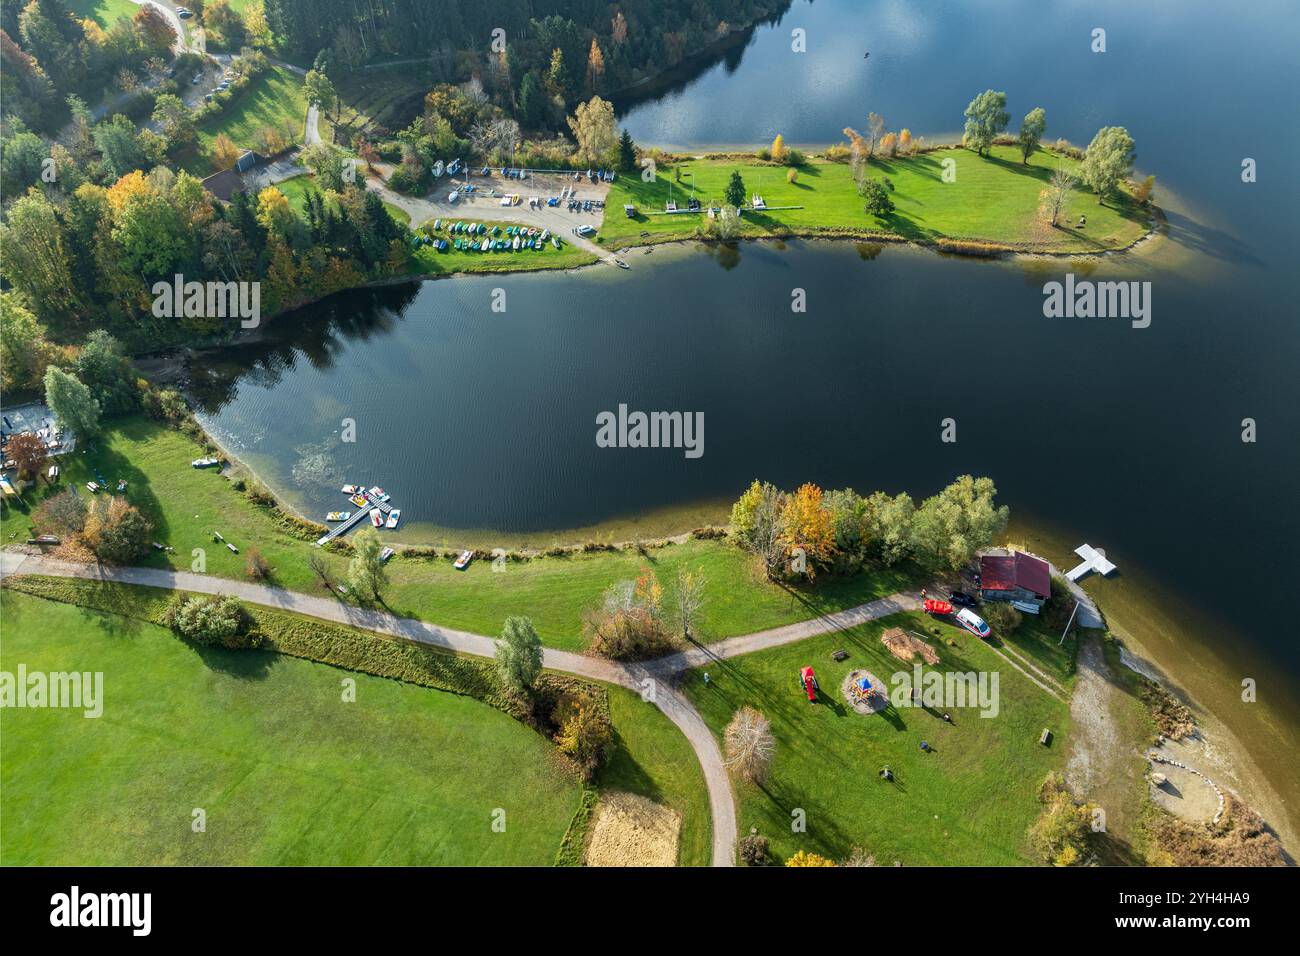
(979, 551, 1051, 608)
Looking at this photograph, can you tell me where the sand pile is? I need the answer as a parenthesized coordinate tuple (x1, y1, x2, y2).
(584, 791, 681, 867)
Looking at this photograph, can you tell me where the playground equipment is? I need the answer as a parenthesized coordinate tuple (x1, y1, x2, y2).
(848, 674, 881, 708)
(799, 666, 820, 703)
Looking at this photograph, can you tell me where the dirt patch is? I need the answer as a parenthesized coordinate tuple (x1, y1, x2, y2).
(1148, 739, 1224, 826)
(842, 669, 889, 715)
(584, 790, 680, 867)
(881, 627, 939, 664)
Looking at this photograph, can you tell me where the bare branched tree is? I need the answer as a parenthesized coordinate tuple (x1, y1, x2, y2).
(1042, 165, 1077, 227)
(673, 566, 707, 640)
(724, 706, 775, 784)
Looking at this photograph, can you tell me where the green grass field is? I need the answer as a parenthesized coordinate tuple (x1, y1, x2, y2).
(685, 610, 1072, 864)
(409, 219, 597, 276)
(0, 591, 583, 865)
(599, 145, 1150, 253)
(603, 687, 712, 865)
(66, 0, 138, 29)
(190, 66, 308, 174)
(0, 417, 920, 651)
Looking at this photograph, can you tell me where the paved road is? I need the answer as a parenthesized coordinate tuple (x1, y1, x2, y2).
(1, 551, 923, 866)
(0, 551, 737, 865)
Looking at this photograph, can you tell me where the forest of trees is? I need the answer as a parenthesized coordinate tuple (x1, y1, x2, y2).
(265, 0, 788, 104)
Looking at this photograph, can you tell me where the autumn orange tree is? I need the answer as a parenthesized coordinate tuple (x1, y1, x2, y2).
(781, 482, 835, 579)
(212, 133, 241, 171)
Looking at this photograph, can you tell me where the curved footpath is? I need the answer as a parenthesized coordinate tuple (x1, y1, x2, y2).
(0, 552, 921, 866)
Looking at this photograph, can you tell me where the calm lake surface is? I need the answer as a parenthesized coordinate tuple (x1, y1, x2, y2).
(192, 1, 1298, 833)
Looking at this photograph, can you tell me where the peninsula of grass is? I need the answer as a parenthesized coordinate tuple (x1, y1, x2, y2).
(599, 145, 1151, 255)
(0, 416, 920, 651)
(0, 590, 582, 865)
(683, 611, 1073, 865)
(408, 219, 597, 276)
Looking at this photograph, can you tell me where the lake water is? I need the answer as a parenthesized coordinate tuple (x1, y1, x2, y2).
(192, 0, 1299, 837)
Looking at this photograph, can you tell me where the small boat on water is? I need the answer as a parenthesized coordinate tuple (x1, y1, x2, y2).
(385, 509, 401, 529)
(341, 484, 358, 494)
(192, 457, 220, 468)
(350, 493, 368, 508)
(454, 550, 474, 571)
(370, 509, 384, 528)
(367, 486, 389, 501)
(326, 511, 351, 522)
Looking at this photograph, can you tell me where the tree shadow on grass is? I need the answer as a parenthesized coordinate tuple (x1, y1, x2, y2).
(597, 726, 664, 804)
(188, 642, 277, 680)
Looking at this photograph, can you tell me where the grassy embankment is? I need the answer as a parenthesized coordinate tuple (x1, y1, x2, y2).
(684, 609, 1076, 865)
(1, 580, 713, 865)
(179, 66, 309, 176)
(0, 416, 920, 652)
(598, 145, 1151, 254)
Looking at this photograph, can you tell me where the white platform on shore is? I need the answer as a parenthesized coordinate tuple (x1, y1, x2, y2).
(1066, 544, 1117, 582)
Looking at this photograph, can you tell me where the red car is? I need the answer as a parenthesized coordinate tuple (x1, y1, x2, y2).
(923, 598, 953, 616)
(799, 666, 820, 703)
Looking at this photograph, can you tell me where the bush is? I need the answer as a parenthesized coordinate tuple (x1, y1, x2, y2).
(582, 572, 678, 660)
(32, 489, 87, 536)
(553, 693, 613, 780)
(164, 594, 259, 649)
(982, 601, 1023, 633)
(82, 497, 152, 565)
(738, 832, 769, 866)
(245, 546, 270, 579)
(1029, 773, 1096, 866)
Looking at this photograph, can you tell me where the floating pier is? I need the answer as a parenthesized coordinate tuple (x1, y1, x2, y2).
(1066, 544, 1117, 582)
(315, 495, 395, 546)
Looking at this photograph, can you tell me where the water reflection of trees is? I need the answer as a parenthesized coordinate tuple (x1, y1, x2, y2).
(610, 2, 793, 117)
(186, 283, 422, 413)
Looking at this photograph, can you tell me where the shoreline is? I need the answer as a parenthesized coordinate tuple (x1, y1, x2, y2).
(182, 429, 1299, 856)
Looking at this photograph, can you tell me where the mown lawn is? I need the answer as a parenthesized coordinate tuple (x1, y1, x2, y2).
(684, 610, 1072, 865)
(66, 0, 138, 29)
(409, 219, 597, 276)
(0, 591, 582, 865)
(599, 145, 1150, 253)
(188, 66, 308, 173)
(0, 416, 921, 651)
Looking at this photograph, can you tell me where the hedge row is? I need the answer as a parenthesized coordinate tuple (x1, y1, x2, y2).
(2, 574, 608, 750)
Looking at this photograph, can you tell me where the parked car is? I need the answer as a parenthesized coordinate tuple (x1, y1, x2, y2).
(573, 224, 594, 237)
(177, 7, 193, 19)
(949, 590, 978, 608)
(955, 608, 992, 639)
